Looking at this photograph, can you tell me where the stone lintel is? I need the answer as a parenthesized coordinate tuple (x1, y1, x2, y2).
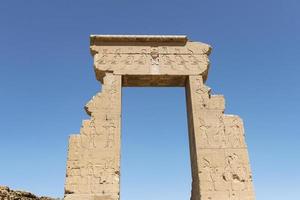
(89, 34, 211, 85)
(90, 34, 188, 45)
(122, 75, 187, 87)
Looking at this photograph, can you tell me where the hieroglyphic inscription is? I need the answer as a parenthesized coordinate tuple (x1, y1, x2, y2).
(65, 35, 255, 200)
(92, 45, 210, 76)
(187, 75, 255, 200)
(65, 73, 121, 200)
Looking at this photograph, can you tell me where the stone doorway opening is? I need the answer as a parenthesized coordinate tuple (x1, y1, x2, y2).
(121, 87, 191, 200)
(64, 35, 255, 200)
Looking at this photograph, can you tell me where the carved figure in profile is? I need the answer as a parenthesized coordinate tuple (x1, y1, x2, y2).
(194, 78, 210, 107)
(224, 118, 243, 148)
(135, 49, 147, 65)
(102, 114, 116, 149)
(188, 49, 201, 65)
(105, 78, 118, 107)
(150, 48, 160, 74)
(212, 127, 226, 148)
(199, 125, 210, 147)
(162, 54, 174, 66)
(231, 119, 243, 147)
(174, 49, 187, 70)
(87, 119, 97, 148)
(86, 162, 95, 193)
(110, 48, 121, 65)
(223, 153, 248, 191)
(160, 46, 174, 67)
(202, 158, 217, 191)
(216, 115, 227, 147)
(96, 49, 109, 65)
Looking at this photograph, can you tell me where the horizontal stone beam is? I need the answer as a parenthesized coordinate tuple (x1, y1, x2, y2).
(90, 35, 188, 44)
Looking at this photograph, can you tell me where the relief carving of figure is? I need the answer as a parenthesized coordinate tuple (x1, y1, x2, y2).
(96, 49, 109, 65)
(160, 46, 174, 67)
(93, 158, 115, 185)
(174, 49, 187, 70)
(103, 115, 116, 149)
(216, 115, 227, 147)
(195, 85, 210, 97)
(110, 48, 121, 65)
(86, 162, 95, 193)
(135, 49, 147, 65)
(202, 158, 217, 191)
(150, 48, 160, 74)
(87, 119, 97, 148)
(105, 125, 115, 149)
(105, 78, 118, 108)
(212, 127, 226, 148)
(231, 119, 243, 147)
(188, 49, 201, 65)
(199, 125, 210, 147)
(194, 80, 210, 107)
(225, 118, 243, 148)
(223, 153, 248, 191)
(162, 54, 174, 66)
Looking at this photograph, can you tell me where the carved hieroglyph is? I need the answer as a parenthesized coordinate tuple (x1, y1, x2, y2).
(65, 73, 121, 200)
(64, 35, 255, 200)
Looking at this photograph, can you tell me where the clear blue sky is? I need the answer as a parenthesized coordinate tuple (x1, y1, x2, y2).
(0, 0, 299, 199)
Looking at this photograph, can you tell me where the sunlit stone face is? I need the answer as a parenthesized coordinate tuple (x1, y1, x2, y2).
(64, 35, 255, 200)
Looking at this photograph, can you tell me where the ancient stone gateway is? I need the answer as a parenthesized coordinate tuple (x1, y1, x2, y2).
(64, 35, 255, 200)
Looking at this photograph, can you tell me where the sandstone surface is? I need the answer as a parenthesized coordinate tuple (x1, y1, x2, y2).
(64, 35, 256, 200)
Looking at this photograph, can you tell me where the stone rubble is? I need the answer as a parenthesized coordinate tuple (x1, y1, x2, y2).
(0, 186, 59, 200)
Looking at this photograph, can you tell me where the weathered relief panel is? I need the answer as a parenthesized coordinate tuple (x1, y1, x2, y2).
(90, 35, 211, 85)
(64, 35, 255, 200)
(186, 76, 255, 200)
(65, 73, 122, 200)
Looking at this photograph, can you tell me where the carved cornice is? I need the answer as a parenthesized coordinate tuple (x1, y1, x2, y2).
(90, 35, 188, 45)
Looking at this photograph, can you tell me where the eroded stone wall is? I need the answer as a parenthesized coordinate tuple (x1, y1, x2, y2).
(65, 73, 121, 200)
(186, 76, 255, 200)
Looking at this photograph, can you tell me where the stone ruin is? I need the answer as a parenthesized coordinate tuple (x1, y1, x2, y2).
(64, 35, 255, 200)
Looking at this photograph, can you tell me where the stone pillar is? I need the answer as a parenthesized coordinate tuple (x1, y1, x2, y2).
(186, 75, 255, 200)
(64, 73, 122, 200)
